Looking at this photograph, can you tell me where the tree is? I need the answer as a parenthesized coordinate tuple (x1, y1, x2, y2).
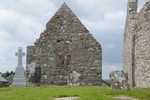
(10, 71, 15, 75)
(2, 71, 15, 78)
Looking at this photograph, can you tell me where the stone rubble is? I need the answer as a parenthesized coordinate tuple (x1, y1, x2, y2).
(110, 70, 130, 90)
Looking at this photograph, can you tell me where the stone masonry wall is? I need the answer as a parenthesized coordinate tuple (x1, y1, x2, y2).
(134, 1, 150, 87)
(123, 0, 138, 87)
(26, 3, 102, 86)
(123, 0, 150, 88)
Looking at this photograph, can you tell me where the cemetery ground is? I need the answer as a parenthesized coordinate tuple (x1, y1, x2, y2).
(0, 85, 150, 100)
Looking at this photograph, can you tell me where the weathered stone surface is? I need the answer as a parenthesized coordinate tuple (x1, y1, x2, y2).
(26, 3, 102, 86)
(123, 0, 150, 88)
(134, 1, 150, 87)
(109, 70, 130, 90)
(123, 0, 138, 88)
(67, 71, 84, 86)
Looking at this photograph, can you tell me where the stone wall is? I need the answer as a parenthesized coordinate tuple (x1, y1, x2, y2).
(123, 0, 138, 87)
(26, 3, 102, 86)
(123, 0, 150, 88)
(134, 1, 150, 87)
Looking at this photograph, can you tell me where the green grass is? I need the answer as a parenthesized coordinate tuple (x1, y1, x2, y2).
(0, 85, 150, 100)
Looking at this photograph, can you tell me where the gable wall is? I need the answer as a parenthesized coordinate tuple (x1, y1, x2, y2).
(26, 3, 102, 86)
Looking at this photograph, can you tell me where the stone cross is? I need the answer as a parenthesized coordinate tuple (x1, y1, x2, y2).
(15, 47, 25, 66)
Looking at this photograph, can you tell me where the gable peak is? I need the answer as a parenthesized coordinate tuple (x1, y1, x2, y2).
(59, 2, 71, 11)
(46, 2, 89, 33)
(61, 2, 67, 7)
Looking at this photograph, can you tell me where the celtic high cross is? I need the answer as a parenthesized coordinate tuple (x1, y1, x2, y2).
(15, 47, 25, 66)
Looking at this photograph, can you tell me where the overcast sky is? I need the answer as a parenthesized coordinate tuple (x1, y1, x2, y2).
(0, 0, 148, 79)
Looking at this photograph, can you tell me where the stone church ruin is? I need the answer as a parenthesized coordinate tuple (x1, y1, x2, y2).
(110, 0, 150, 89)
(123, 0, 150, 88)
(26, 3, 102, 86)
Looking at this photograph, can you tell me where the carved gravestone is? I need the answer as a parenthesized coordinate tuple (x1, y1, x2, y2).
(109, 70, 130, 90)
(12, 47, 26, 86)
(30, 66, 41, 86)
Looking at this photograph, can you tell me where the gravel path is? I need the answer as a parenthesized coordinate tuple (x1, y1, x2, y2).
(54, 96, 139, 100)
(114, 96, 138, 100)
(54, 97, 78, 100)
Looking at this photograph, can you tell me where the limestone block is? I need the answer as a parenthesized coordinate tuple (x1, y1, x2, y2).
(67, 71, 84, 86)
(109, 70, 130, 90)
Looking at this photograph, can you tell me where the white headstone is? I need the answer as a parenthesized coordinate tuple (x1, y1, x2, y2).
(12, 47, 26, 86)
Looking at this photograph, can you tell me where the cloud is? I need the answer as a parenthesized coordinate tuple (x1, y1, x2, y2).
(102, 63, 122, 79)
(0, 9, 15, 22)
(138, 0, 149, 11)
(0, 0, 149, 79)
(106, 43, 116, 49)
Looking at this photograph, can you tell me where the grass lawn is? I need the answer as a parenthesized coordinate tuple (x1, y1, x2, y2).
(0, 85, 150, 100)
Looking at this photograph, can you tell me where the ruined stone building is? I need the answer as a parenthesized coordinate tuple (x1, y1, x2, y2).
(26, 3, 102, 86)
(123, 0, 150, 87)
